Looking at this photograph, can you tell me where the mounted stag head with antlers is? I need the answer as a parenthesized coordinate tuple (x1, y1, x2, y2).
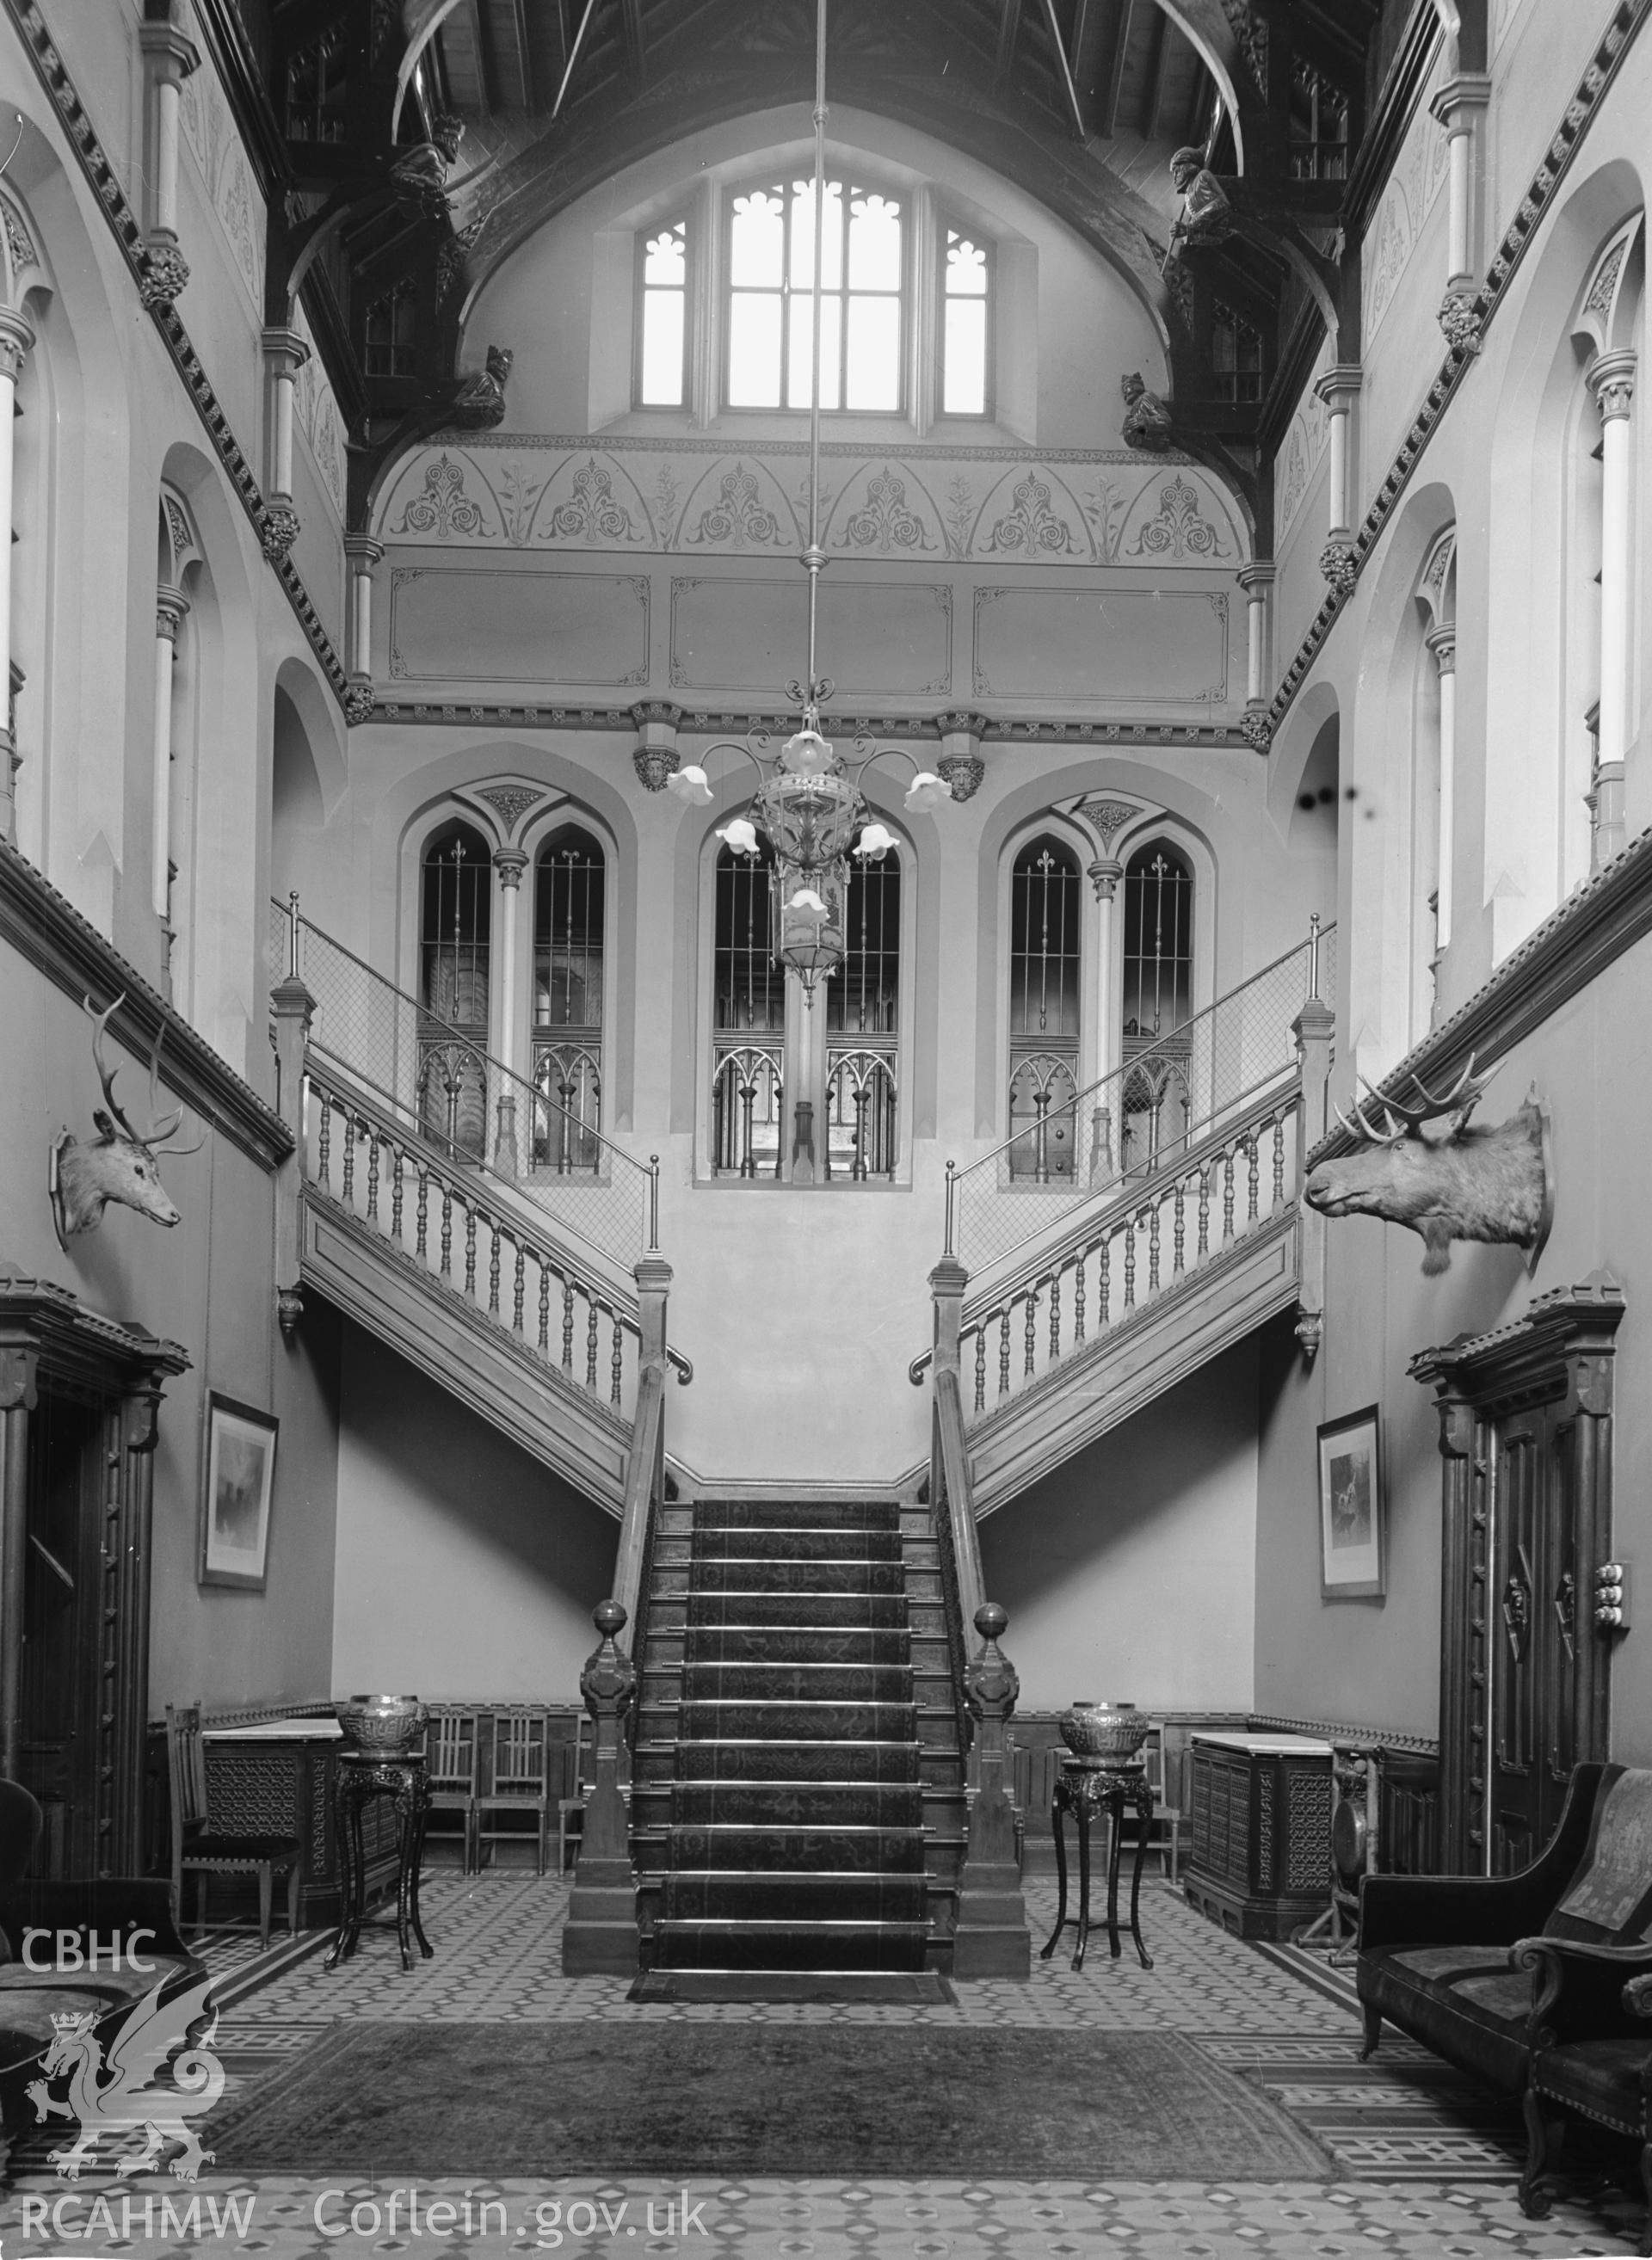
(49, 996, 206, 1249)
(1303, 1055, 1552, 1277)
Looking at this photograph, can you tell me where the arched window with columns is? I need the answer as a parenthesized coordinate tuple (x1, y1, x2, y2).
(0, 189, 45, 849)
(532, 824, 606, 1173)
(154, 490, 202, 1000)
(1119, 841, 1194, 1178)
(419, 819, 491, 1159)
(1570, 216, 1643, 878)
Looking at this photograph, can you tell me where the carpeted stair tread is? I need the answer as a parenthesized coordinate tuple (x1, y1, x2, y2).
(679, 1701, 918, 1742)
(682, 1662, 914, 1702)
(693, 1529, 904, 1561)
(671, 1783, 923, 1827)
(689, 1560, 906, 1595)
(693, 1500, 900, 1529)
(665, 1826, 927, 1871)
(673, 1741, 922, 1784)
(685, 1628, 910, 1665)
(650, 1920, 932, 1973)
(687, 1593, 909, 1629)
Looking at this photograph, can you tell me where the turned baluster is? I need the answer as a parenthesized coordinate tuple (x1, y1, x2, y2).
(1073, 1249, 1087, 1345)
(513, 1247, 526, 1333)
(974, 1327, 987, 1414)
(1223, 1146, 1236, 1241)
(586, 1299, 600, 1392)
(1123, 1212, 1137, 1309)
(1247, 1130, 1260, 1223)
(1197, 1164, 1211, 1260)
(416, 1168, 428, 1259)
(1173, 1179, 1186, 1274)
(464, 1205, 478, 1298)
(998, 1309, 1011, 1397)
(489, 1221, 502, 1314)
(611, 1315, 625, 1407)
(1048, 1272, 1061, 1362)
(1148, 1200, 1161, 1293)
(539, 1266, 551, 1354)
(341, 1117, 356, 1205)
(440, 1185, 453, 1276)
(317, 1096, 332, 1189)
(391, 1148, 404, 1241)
(364, 1127, 380, 1223)
(562, 1278, 576, 1371)
(1272, 1111, 1287, 1209)
(1099, 1237, 1111, 1327)
(1023, 1290, 1038, 1379)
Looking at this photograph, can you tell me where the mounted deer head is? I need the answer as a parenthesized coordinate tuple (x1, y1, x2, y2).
(49, 995, 206, 1249)
(1304, 1055, 1553, 1277)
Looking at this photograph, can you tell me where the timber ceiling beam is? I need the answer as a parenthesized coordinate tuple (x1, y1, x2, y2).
(995, 0, 1025, 84)
(1098, 0, 1137, 138)
(619, 0, 647, 84)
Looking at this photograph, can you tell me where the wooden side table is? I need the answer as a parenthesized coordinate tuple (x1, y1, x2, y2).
(1039, 1757, 1155, 1972)
(325, 1752, 433, 1974)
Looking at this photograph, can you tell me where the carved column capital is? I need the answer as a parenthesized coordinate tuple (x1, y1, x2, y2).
(138, 19, 201, 83)
(1590, 348, 1637, 424)
(155, 585, 189, 643)
(1426, 624, 1458, 676)
(1235, 562, 1278, 594)
(1437, 290, 1483, 354)
(261, 503, 300, 563)
(632, 700, 683, 791)
(1428, 71, 1492, 131)
(343, 678, 376, 726)
(492, 847, 529, 890)
(344, 533, 385, 570)
(139, 235, 190, 310)
(1312, 362, 1364, 411)
(1319, 540, 1359, 595)
(1087, 856, 1124, 903)
(1237, 707, 1274, 753)
(261, 326, 311, 379)
(0, 305, 34, 385)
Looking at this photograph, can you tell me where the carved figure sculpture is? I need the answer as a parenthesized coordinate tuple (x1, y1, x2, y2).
(50, 996, 205, 1247)
(1121, 372, 1174, 453)
(453, 345, 513, 429)
(1166, 146, 1234, 261)
(1303, 1056, 1552, 1277)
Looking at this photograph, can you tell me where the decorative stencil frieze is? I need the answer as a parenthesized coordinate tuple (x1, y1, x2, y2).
(177, 37, 265, 313)
(293, 305, 346, 518)
(1364, 49, 1451, 343)
(374, 442, 1247, 568)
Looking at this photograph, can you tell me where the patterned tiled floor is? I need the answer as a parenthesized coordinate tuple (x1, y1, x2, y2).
(3, 1874, 1645, 2257)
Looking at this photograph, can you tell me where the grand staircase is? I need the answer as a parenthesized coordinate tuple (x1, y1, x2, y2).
(632, 1496, 968, 1974)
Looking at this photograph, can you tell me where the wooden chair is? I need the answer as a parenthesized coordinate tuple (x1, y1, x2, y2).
(425, 1706, 480, 1873)
(475, 1707, 552, 1875)
(164, 1704, 302, 1949)
(557, 1711, 589, 1875)
(1112, 1727, 1183, 1881)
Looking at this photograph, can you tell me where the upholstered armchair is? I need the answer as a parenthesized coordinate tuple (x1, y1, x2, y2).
(1518, 1946, 1652, 2250)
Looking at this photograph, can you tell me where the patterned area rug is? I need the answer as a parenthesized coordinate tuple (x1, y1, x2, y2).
(204, 2023, 1338, 2179)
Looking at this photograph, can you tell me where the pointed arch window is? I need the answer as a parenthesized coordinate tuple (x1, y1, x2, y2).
(1120, 842, 1194, 1177)
(1007, 836, 1082, 1182)
(826, 854, 900, 1179)
(533, 827, 605, 1173)
(712, 844, 785, 1177)
(724, 174, 905, 412)
(419, 822, 490, 1159)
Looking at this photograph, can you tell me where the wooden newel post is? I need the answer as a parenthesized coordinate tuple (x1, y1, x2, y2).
(562, 1599, 639, 1974)
(952, 1600, 1031, 1980)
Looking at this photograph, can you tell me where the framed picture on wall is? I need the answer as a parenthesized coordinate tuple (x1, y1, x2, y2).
(200, 1395, 278, 1590)
(1318, 1406, 1384, 1599)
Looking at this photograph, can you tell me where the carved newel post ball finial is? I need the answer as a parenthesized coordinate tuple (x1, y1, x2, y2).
(579, 1599, 637, 1720)
(594, 1598, 626, 1640)
(974, 1601, 1008, 1644)
(965, 1601, 1020, 1719)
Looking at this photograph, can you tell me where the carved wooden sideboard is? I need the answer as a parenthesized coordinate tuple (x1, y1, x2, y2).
(1183, 1732, 1334, 1940)
(199, 1719, 401, 1930)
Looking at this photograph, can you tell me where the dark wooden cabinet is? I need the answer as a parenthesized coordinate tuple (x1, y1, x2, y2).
(1184, 1733, 1334, 1940)
(200, 1724, 400, 1929)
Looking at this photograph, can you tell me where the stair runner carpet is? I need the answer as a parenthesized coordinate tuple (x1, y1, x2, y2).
(650, 1500, 930, 1975)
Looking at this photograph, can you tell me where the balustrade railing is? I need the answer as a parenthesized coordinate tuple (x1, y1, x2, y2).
(948, 921, 1335, 1284)
(271, 896, 656, 1274)
(303, 1062, 660, 1424)
(943, 1084, 1300, 1420)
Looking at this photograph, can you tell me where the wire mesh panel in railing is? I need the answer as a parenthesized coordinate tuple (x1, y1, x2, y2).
(951, 924, 1335, 1284)
(959, 1090, 1301, 1422)
(273, 901, 655, 1275)
(304, 1068, 643, 1426)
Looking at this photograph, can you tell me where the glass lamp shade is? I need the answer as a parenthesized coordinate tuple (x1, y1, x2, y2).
(773, 857, 847, 990)
(755, 771, 866, 868)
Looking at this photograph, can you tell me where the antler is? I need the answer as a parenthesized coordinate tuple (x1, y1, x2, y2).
(1334, 1053, 1495, 1145)
(84, 994, 143, 1140)
(83, 994, 206, 1154)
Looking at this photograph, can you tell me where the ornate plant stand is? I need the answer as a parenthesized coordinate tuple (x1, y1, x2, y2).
(1040, 1756, 1156, 1973)
(325, 1750, 433, 1973)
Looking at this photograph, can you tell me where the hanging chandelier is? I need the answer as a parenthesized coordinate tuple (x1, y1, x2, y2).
(662, 0, 953, 1002)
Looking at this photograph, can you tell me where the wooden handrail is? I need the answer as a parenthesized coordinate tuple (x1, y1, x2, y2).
(934, 1366, 983, 1640)
(613, 1360, 667, 1636)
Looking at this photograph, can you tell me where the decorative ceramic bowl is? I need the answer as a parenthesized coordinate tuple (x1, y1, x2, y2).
(336, 1694, 428, 1752)
(1057, 1700, 1150, 1761)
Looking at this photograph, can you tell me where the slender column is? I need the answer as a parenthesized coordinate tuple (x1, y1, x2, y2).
(1086, 860, 1121, 1183)
(0, 307, 34, 842)
(1292, 944, 1334, 1362)
(1426, 625, 1457, 961)
(492, 849, 528, 1171)
(1314, 366, 1362, 591)
(0, 1340, 38, 1778)
(1236, 563, 1276, 706)
(138, 17, 198, 306)
(272, 946, 317, 1339)
(262, 328, 309, 502)
(1591, 352, 1645, 849)
(151, 587, 188, 923)
(343, 535, 385, 723)
(1429, 75, 1491, 336)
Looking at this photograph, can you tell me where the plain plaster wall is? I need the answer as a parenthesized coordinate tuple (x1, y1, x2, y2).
(332, 1322, 619, 1697)
(978, 1338, 1260, 1715)
(1253, 928, 1652, 1753)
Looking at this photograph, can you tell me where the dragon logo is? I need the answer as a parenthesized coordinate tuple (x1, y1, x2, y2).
(26, 1974, 224, 2182)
